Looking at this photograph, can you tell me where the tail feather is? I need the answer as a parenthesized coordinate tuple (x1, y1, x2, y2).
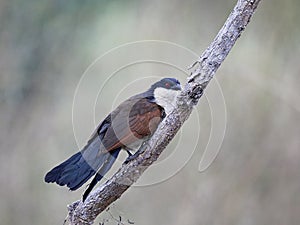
(82, 148, 121, 201)
(45, 152, 82, 185)
(45, 117, 123, 197)
(44, 134, 121, 191)
(45, 151, 98, 190)
(45, 148, 121, 192)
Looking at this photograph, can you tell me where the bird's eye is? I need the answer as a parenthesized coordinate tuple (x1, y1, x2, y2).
(165, 82, 171, 88)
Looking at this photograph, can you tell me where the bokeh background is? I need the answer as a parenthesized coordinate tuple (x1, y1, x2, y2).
(1, 0, 300, 224)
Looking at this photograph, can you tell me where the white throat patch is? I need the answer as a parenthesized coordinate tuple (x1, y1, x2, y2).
(153, 87, 180, 114)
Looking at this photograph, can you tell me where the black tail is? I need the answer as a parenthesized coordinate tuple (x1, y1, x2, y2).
(82, 148, 120, 201)
(45, 130, 107, 190)
(44, 151, 98, 191)
(45, 146, 121, 195)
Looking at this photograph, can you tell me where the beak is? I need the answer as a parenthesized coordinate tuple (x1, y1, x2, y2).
(172, 83, 181, 91)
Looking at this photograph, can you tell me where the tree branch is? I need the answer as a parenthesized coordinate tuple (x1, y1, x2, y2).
(66, 0, 261, 224)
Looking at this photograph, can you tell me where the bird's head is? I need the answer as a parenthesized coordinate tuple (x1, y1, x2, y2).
(149, 77, 181, 91)
(148, 78, 182, 114)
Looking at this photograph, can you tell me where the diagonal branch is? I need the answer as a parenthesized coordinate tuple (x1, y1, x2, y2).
(66, 0, 261, 224)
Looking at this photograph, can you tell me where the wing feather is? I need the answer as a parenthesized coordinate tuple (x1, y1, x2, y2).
(101, 97, 163, 152)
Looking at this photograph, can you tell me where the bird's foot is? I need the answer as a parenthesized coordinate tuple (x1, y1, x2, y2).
(123, 146, 145, 164)
(124, 154, 137, 164)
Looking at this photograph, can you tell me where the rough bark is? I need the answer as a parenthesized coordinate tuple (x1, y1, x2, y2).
(66, 0, 261, 224)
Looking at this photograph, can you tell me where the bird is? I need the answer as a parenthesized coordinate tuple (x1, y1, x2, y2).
(44, 77, 181, 201)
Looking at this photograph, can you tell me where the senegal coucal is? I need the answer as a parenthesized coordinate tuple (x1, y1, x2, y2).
(45, 78, 181, 201)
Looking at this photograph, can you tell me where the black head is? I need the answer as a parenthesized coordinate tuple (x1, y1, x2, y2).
(149, 78, 181, 92)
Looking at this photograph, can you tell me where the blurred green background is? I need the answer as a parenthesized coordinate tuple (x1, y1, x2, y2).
(1, 0, 300, 224)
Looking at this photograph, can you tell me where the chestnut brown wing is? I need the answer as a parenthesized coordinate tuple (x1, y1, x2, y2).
(101, 97, 163, 152)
